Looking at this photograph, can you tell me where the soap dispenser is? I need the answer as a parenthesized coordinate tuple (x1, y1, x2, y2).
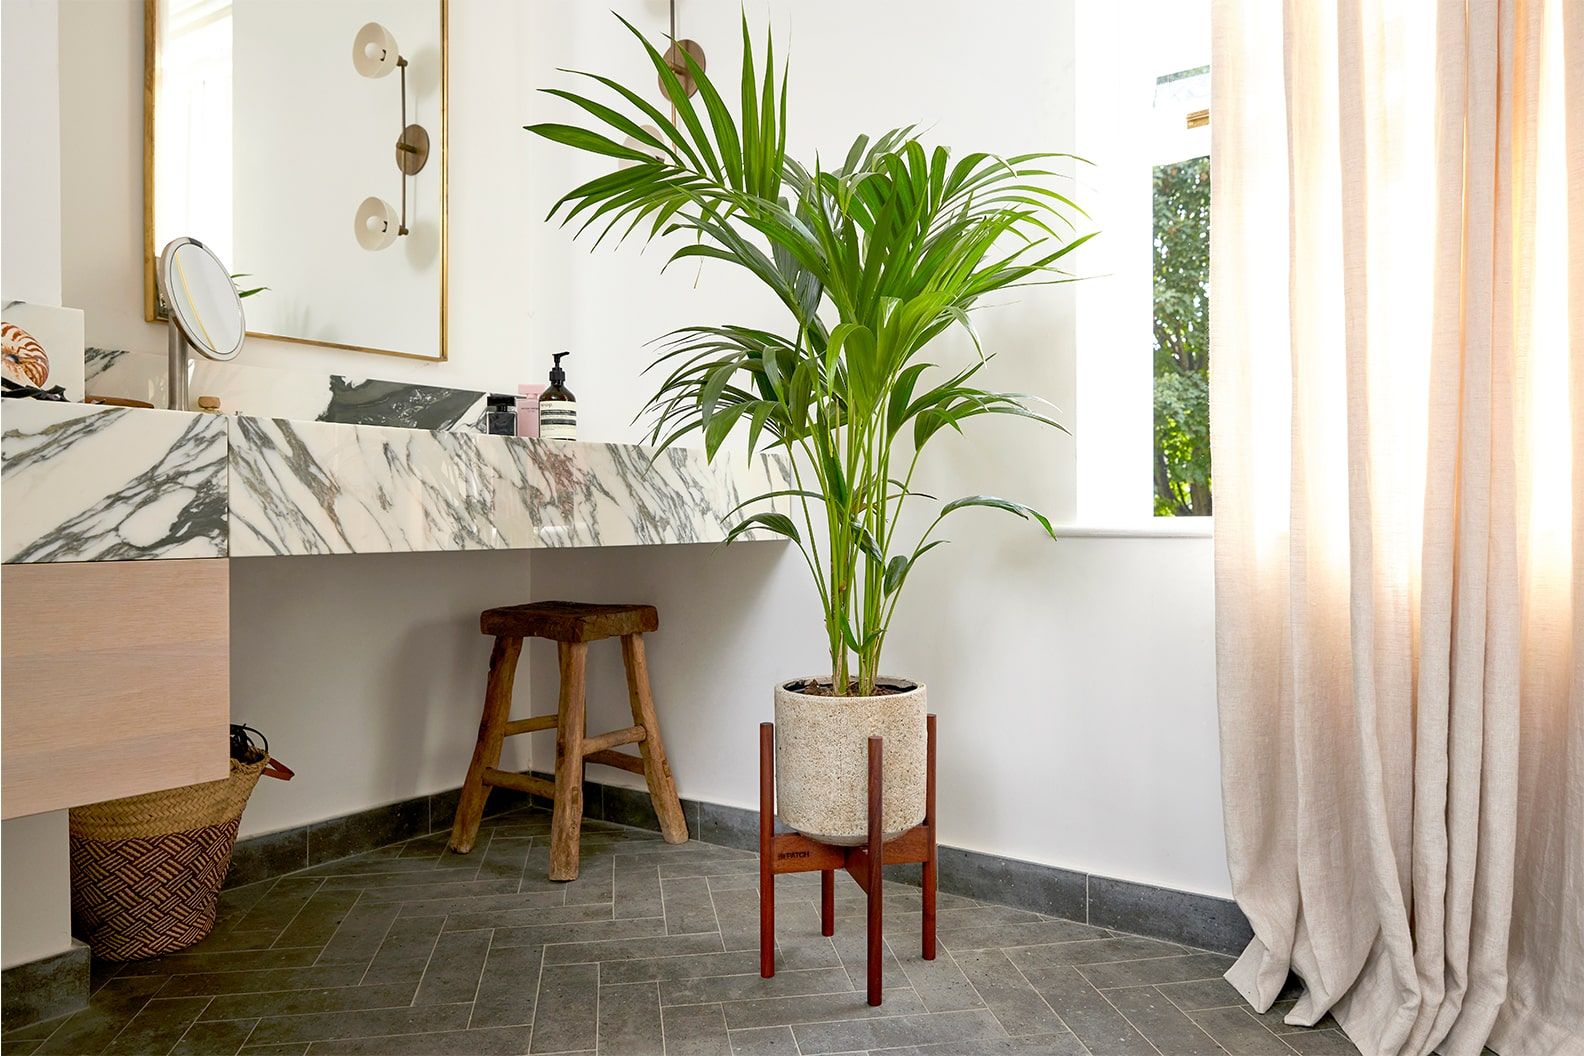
(540, 351, 577, 441)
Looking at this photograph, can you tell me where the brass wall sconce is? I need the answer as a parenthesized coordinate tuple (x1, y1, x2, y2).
(662, 40, 705, 98)
(661, 0, 705, 100)
(622, 1, 706, 166)
(352, 21, 430, 251)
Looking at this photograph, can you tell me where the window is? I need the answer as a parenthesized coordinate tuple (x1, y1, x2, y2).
(1151, 67, 1211, 516)
(1071, 2, 1211, 529)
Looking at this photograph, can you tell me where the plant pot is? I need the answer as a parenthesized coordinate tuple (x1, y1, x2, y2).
(773, 677, 927, 846)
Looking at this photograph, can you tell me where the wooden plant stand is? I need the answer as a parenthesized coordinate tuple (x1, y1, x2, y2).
(758, 715, 937, 1007)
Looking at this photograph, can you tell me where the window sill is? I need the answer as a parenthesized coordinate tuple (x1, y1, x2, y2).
(1053, 519, 1214, 539)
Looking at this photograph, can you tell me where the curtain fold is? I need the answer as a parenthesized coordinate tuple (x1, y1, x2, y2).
(1209, 1, 1582, 1054)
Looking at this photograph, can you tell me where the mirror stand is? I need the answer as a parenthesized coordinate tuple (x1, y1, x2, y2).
(167, 317, 193, 412)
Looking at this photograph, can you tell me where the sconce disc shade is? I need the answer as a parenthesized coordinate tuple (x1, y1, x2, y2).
(661, 39, 706, 97)
(620, 123, 668, 169)
(354, 196, 399, 251)
(396, 123, 431, 175)
(353, 22, 400, 78)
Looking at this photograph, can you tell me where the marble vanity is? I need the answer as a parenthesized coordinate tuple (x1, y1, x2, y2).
(0, 400, 790, 820)
(3, 401, 792, 562)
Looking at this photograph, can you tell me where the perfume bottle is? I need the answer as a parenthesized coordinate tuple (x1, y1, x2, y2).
(484, 394, 517, 436)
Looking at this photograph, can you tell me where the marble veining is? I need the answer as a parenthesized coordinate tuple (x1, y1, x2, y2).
(1, 401, 228, 562)
(1, 401, 792, 562)
(227, 416, 794, 557)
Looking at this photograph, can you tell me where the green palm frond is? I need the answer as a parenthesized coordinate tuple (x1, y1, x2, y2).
(528, 15, 1092, 694)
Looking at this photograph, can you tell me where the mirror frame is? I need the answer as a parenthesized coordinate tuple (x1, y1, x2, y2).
(142, 0, 449, 362)
(159, 236, 246, 361)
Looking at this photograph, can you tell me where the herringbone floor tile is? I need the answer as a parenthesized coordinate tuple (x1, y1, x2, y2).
(3, 809, 1350, 1055)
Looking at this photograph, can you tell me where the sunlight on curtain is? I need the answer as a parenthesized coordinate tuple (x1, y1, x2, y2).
(1524, 2, 1571, 576)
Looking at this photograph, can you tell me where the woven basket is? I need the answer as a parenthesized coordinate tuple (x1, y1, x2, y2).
(69, 754, 268, 961)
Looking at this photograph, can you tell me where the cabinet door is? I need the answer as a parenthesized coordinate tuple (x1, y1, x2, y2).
(2, 559, 229, 819)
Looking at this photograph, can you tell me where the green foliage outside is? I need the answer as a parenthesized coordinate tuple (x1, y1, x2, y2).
(1153, 155, 1211, 516)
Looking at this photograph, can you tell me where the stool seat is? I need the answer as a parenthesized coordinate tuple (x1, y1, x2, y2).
(480, 601, 659, 642)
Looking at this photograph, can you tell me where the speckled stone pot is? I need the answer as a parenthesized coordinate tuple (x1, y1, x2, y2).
(773, 677, 927, 846)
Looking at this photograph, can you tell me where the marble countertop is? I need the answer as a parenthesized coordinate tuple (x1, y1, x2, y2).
(1, 401, 792, 562)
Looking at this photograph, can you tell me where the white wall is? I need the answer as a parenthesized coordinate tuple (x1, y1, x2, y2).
(1072, 0, 1211, 525)
(3, 0, 63, 306)
(230, 550, 536, 837)
(1, 812, 72, 969)
(51, 0, 1227, 897)
(529, 534, 1224, 894)
(1, 0, 77, 971)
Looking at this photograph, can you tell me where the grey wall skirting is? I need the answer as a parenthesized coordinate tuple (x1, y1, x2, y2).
(1, 940, 90, 1030)
(225, 784, 532, 890)
(601, 782, 1255, 957)
(227, 773, 1252, 957)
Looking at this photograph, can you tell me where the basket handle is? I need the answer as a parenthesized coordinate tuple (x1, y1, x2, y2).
(233, 724, 293, 780)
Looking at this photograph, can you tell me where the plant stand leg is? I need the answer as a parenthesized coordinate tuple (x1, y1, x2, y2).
(756, 718, 939, 1010)
(759, 722, 776, 979)
(922, 714, 937, 960)
(867, 735, 884, 1007)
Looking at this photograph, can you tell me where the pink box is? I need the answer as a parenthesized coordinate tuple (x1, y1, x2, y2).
(517, 383, 547, 438)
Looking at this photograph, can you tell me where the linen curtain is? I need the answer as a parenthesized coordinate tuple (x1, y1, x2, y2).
(1209, 1, 1582, 1054)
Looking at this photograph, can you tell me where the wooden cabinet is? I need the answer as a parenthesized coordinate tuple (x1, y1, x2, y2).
(2, 559, 230, 819)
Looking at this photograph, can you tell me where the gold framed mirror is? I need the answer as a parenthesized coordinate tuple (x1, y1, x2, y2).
(143, 0, 448, 362)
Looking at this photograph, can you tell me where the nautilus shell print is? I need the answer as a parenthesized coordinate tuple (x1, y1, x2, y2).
(2, 321, 50, 387)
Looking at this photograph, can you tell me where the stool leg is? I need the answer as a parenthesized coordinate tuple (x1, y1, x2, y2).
(548, 641, 588, 882)
(449, 636, 523, 855)
(821, 870, 835, 937)
(620, 633, 689, 844)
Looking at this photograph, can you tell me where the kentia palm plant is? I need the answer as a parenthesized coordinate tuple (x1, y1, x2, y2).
(530, 17, 1090, 842)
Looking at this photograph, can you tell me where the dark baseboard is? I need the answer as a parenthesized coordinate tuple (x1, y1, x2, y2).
(226, 773, 1252, 956)
(577, 777, 1253, 957)
(1, 940, 91, 1030)
(225, 784, 538, 889)
(1086, 873, 1254, 954)
(519, 774, 1247, 954)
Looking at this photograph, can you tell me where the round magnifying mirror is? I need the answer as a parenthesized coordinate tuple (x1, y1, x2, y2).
(158, 237, 245, 410)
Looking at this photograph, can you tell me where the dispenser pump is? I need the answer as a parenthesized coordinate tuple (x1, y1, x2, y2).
(550, 351, 569, 385)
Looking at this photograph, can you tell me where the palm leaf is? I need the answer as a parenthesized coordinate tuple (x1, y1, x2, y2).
(528, 13, 1090, 694)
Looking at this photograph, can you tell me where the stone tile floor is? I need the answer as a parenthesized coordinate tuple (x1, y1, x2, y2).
(2, 809, 1361, 1055)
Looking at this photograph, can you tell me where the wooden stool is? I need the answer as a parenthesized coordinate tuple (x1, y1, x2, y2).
(448, 601, 688, 880)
